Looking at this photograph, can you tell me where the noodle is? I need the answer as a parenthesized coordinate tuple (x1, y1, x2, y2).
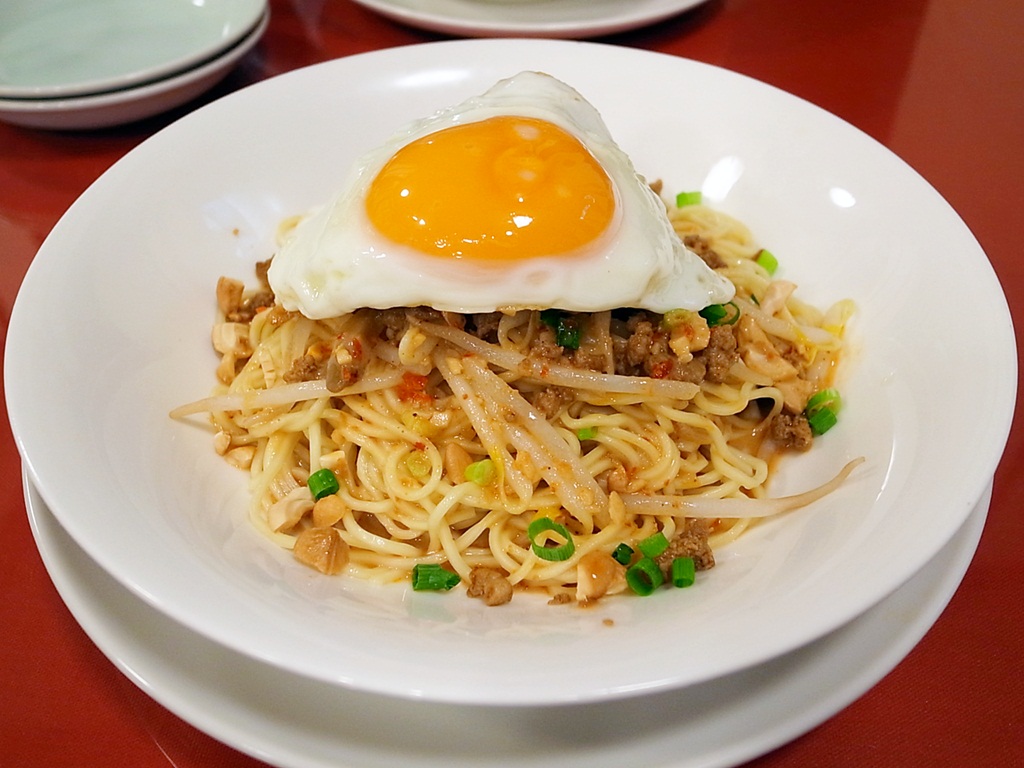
(173, 201, 860, 604)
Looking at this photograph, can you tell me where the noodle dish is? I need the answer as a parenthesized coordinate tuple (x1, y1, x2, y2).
(6, 40, 1013, 704)
(173, 71, 862, 607)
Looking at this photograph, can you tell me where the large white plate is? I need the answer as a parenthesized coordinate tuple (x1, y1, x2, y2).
(0, 0, 266, 99)
(350, 0, 709, 38)
(0, 11, 268, 131)
(25, 469, 991, 768)
(5, 39, 1016, 705)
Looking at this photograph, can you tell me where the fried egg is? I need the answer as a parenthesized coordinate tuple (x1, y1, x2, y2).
(268, 72, 735, 318)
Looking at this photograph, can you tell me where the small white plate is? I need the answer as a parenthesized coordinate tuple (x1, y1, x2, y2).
(0, 11, 267, 130)
(25, 469, 990, 768)
(6, 39, 1015, 705)
(350, 0, 710, 38)
(0, 0, 266, 99)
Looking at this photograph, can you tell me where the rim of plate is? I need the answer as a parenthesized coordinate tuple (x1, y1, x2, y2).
(350, 0, 710, 38)
(0, 0, 266, 99)
(0, 11, 268, 130)
(5, 39, 1017, 705)
(23, 467, 991, 768)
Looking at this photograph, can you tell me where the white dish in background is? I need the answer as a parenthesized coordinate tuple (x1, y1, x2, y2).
(350, 0, 710, 38)
(5, 39, 1015, 705)
(25, 470, 991, 768)
(0, 0, 266, 99)
(0, 11, 267, 131)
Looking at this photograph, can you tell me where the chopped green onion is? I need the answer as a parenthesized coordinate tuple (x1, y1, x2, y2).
(412, 563, 461, 591)
(670, 557, 696, 588)
(807, 407, 839, 435)
(540, 309, 583, 350)
(558, 324, 582, 349)
(699, 301, 741, 327)
(755, 248, 779, 275)
(464, 458, 496, 486)
(539, 308, 559, 327)
(307, 468, 340, 500)
(638, 531, 670, 558)
(804, 388, 842, 435)
(405, 450, 432, 478)
(675, 190, 702, 207)
(576, 426, 598, 441)
(611, 543, 634, 566)
(806, 388, 841, 414)
(527, 517, 576, 562)
(660, 308, 698, 331)
(625, 557, 664, 596)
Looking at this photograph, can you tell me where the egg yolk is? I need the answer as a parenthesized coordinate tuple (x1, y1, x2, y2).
(365, 116, 616, 262)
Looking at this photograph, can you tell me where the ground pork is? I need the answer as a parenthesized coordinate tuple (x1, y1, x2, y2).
(466, 567, 514, 606)
(529, 386, 573, 418)
(283, 354, 324, 383)
(225, 289, 274, 323)
(655, 518, 715, 573)
(529, 325, 567, 361)
(703, 325, 739, 383)
(769, 412, 814, 451)
(683, 234, 728, 270)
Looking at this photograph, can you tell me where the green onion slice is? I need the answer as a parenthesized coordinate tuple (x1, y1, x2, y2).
(412, 563, 461, 591)
(670, 557, 696, 588)
(806, 388, 842, 414)
(804, 388, 842, 435)
(625, 557, 664, 596)
(660, 308, 695, 330)
(698, 301, 740, 327)
(307, 468, 340, 500)
(807, 407, 839, 435)
(755, 248, 779, 275)
(576, 426, 598, 441)
(405, 450, 432, 478)
(675, 190, 702, 207)
(464, 458, 496, 486)
(638, 531, 670, 558)
(539, 309, 583, 350)
(611, 543, 634, 566)
(558, 324, 582, 350)
(527, 517, 576, 562)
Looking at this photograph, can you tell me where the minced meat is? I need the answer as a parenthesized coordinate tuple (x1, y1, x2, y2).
(466, 567, 514, 606)
(283, 354, 324, 383)
(703, 325, 739, 383)
(683, 234, 728, 270)
(770, 412, 814, 451)
(655, 518, 715, 573)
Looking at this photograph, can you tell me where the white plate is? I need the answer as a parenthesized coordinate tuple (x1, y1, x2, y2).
(25, 469, 991, 768)
(0, 0, 266, 99)
(5, 39, 1015, 705)
(350, 0, 709, 38)
(0, 11, 268, 131)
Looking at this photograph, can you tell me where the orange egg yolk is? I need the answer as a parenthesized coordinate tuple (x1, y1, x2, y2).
(364, 116, 616, 262)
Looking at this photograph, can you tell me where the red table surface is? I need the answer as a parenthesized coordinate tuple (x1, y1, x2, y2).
(2, 0, 1022, 765)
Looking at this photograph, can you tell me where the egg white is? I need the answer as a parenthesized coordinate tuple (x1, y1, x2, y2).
(268, 71, 735, 318)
